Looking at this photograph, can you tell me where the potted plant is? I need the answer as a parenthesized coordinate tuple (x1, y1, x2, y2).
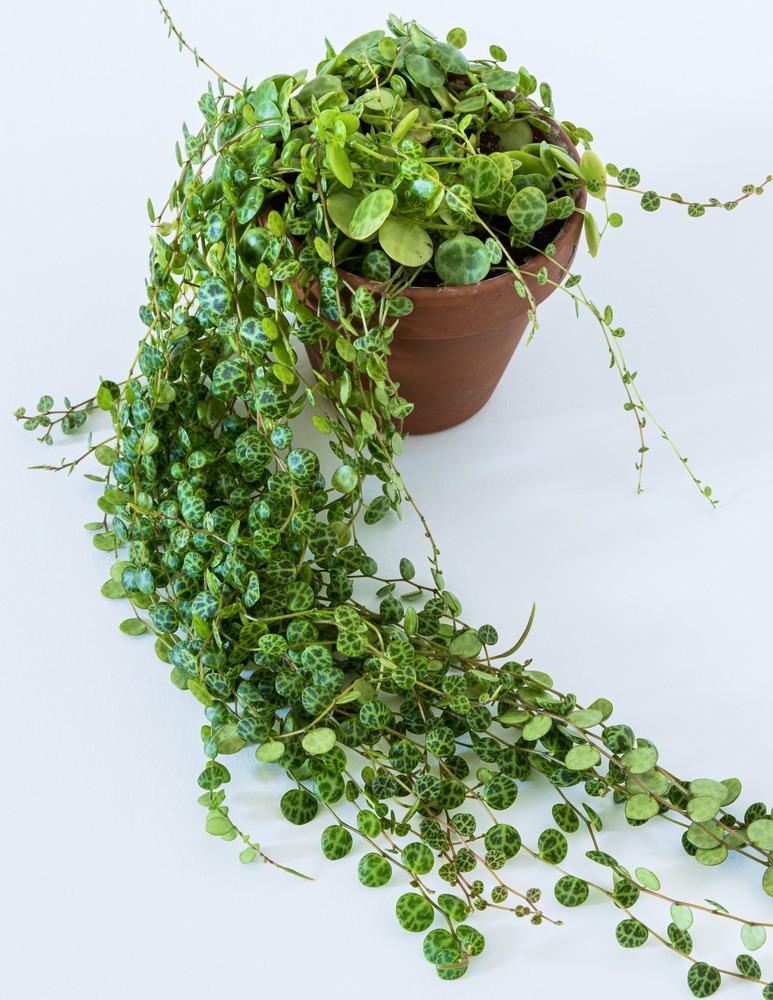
(14, 8, 773, 998)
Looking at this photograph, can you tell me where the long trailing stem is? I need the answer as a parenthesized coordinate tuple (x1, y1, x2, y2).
(16, 11, 773, 997)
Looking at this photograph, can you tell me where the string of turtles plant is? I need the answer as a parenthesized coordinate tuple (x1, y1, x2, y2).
(15, 9, 773, 997)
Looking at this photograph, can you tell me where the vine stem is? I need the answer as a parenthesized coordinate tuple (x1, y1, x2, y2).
(156, 1, 239, 89)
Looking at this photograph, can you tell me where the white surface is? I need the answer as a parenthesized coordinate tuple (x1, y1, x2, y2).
(2, 2, 772, 998)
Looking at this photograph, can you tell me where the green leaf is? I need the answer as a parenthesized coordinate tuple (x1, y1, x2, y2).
(564, 744, 601, 771)
(448, 629, 482, 659)
(402, 842, 435, 874)
(615, 918, 648, 948)
(327, 142, 354, 188)
(320, 825, 353, 861)
(670, 903, 693, 931)
(255, 741, 285, 762)
(119, 618, 147, 636)
(358, 853, 392, 887)
(667, 922, 694, 955)
(331, 465, 358, 493)
(695, 844, 728, 867)
(301, 728, 337, 755)
(239, 847, 258, 864)
(349, 190, 395, 240)
(618, 167, 641, 188)
(93, 532, 117, 551)
(554, 875, 589, 907)
(341, 29, 385, 55)
(205, 813, 233, 837)
(687, 796, 722, 823)
(634, 867, 660, 890)
(378, 216, 433, 267)
(689, 778, 728, 800)
(280, 789, 318, 826)
(325, 190, 358, 235)
(719, 777, 742, 805)
(434, 236, 490, 285)
(736, 952, 761, 979)
(741, 923, 767, 951)
(583, 211, 600, 256)
(405, 52, 445, 87)
(624, 793, 659, 821)
(567, 709, 603, 729)
(747, 817, 773, 849)
(686, 963, 721, 998)
(620, 746, 658, 773)
(187, 679, 214, 707)
(521, 714, 552, 740)
(507, 186, 548, 232)
(458, 155, 501, 199)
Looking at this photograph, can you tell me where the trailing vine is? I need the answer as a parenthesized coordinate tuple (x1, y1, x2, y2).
(15, 9, 773, 997)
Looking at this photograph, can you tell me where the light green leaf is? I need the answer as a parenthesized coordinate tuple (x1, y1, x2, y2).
(670, 904, 693, 931)
(405, 52, 445, 87)
(620, 746, 658, 774)
(378, 216, 433, 267)
(327, 142, 354, 188)
(301, 728, 338, 755)
(564, 745, 601, 771)
(522, 715, 552, 740)
(187, 678, 214, 707)
(748, 818, 773, 850)
(119, 618, 147, 636)
(624, 794, 659, 821)
(326, 190, 358, 235)
(95, 445, 119, 466)
(567, 709, 603, 729)
(687, 796, 723, 823)
(741, 923, 766, 951)
(497, 709, 530, 726)
(205, 814, 234, 836)
(255, 741, 286, 763)
(331, 465, 359, 493)
(689, 779, 728, 800)
(349, 190, 395, 240)
(695, 844, 728, 867)
(583, 211, 600, 257)
(634, 867, 660, 890)
(719, 777, 742, 805)
(448, 629, 482, 659)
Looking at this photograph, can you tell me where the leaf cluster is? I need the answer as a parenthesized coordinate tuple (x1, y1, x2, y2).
(15, 10, 773, 996)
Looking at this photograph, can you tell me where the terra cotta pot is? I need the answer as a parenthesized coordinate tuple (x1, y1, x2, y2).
(303, 129, 587, 434)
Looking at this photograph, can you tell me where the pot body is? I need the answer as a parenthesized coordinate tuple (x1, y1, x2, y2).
(303, 131, 587, 434)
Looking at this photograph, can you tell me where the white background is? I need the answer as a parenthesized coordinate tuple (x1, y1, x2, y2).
(2, 1, 772, 997)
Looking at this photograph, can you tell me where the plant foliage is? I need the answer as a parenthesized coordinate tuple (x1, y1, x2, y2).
(15, 7, 773, 995)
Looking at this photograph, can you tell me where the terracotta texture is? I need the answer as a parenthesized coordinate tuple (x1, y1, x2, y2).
(304, 129, 588, 434)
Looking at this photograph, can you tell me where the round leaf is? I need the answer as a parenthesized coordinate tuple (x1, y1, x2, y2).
(564, 745, 601, 771)
(741, 923, 766, 951)
(747, 818, 773, 850)
(686, 963, 721, 998)
(625, 793, 659, 821)
(349, 190, 395, 240)
(434, 236, 490, 285)
(301, 727, 337, 755)
(378, 216, 433, 267)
